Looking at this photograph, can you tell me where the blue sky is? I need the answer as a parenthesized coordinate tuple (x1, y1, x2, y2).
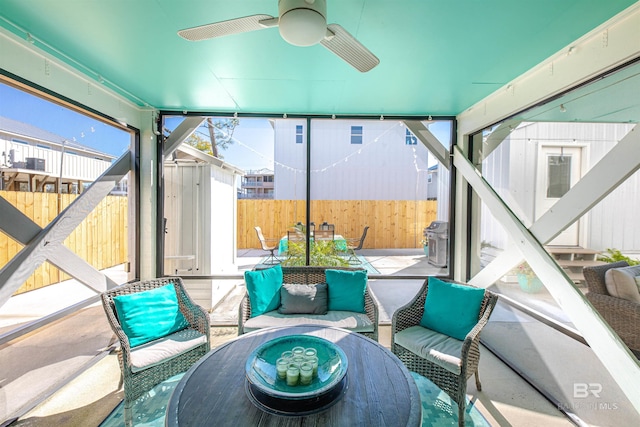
(164, 116, 275, 171)
(0, 83, 131, 157)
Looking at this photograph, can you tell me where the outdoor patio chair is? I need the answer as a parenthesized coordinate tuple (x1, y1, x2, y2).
(314, 228, 335, 240)
(101, 277, 210, 411)
(255, 226, 281, 264)
(319, 222, 335, 231)
(391, 277, 498, 426)
(345, 225, 369, 264)
(583, 261, 640, 355)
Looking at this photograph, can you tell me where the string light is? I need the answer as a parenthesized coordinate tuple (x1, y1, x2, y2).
(213, 119, 434, 176)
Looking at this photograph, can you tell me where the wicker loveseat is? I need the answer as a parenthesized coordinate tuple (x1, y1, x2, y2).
(101, 277, 210, 407)
(583, 261, 640, 355)
(238, 266, 379, 341)
(391, 277, 498, 426)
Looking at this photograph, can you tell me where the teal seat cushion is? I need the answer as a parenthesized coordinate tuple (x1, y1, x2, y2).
(325, 269, 367, 313)
(113, 284, 189, 348)
(419, 277, 485, 341)
(245, 264, 283, 317)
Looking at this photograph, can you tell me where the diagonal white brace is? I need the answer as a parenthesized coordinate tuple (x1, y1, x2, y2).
(403, 120, 450, 169)
(0, 153, 131, 308)
(0, 198, 118, 294)
(471, 124, 640, 286)
(454, 127, 640, 412)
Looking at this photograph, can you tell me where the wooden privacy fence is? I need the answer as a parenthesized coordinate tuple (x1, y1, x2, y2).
(0, 191, 128, 295)
(238, 199, 438, 250)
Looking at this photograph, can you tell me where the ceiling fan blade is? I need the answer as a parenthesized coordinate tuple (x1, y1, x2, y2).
(320, 24, 379, 73)
(178, 14, 277, 41)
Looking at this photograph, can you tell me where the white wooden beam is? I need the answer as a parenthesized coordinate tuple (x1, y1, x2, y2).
(480, 119, 522, 162)
(458, 4, 640, 137)
(163, 116, 205, 156)
(403, 120, 450, 169)
(454, 146, 640, 413)
(0, 153, 130, 307)
(471, 125, 640, 285)
(0, 199, 118, 295)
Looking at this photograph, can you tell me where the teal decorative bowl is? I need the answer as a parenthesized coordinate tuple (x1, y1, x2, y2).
(245, 334, 348, 415)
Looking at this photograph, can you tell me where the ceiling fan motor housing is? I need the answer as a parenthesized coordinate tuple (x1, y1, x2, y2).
(278, 0, 327, 46)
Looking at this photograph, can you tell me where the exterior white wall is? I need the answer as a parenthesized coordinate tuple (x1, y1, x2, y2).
(1, 137, 112, 181)
(480, 122, 637, 253)
(208, 165, 238, 273)
(273, 119, 432, 200)
(273, 119, 308, 200)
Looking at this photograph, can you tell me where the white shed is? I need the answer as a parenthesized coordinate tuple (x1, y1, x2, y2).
(163, 144, 244, 277)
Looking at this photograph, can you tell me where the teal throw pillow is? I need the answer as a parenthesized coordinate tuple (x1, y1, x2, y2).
(113, 284, 189, 348)
(244, 264, 283, 317)
(325, 269, 367, 313)
(419, 277, 485, 340)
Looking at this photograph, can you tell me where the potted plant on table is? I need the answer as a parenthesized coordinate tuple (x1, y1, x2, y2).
(513, 262, 544, 293)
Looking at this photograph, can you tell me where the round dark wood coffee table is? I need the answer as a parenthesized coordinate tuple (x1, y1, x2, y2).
(165, 325, 421, 426)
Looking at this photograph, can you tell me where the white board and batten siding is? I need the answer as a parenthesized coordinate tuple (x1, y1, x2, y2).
(273, 119, 432, 201)
(481, 122, 639, 256)
(1, 137, 112, 181)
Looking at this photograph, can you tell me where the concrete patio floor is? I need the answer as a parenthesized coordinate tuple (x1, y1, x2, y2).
(0, 251, 627, 426)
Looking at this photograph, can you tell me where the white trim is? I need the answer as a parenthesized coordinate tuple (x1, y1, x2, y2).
(457, 4, 640, 137)
(0, 23, 149, 128)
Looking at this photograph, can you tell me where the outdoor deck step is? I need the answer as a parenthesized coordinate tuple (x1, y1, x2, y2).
(545, 246, 602, 264)
(546, 247, 601, 255)
(565, 271, 585, 282)
(556, 259, 606, 268)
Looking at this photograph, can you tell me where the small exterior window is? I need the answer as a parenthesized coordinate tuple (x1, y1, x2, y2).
(427, 173, 433, 183)
(350, 126, 363, 144)
(12, 138, 29, 145)
(295, 125, 303, 144)
(36, 144, 51, 149)
(405, 129, 417, 145)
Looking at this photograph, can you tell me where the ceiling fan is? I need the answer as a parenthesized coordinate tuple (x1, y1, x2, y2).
(177, 0, 379, 73)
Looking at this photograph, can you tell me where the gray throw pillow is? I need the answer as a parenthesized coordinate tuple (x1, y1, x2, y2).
(278, 283, 328, 315)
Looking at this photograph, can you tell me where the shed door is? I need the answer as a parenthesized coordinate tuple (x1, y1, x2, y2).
(535, 146, 582, 246)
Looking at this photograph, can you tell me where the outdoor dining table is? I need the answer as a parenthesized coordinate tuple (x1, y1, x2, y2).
(278, 234, 348, 255)
(165, 325, 422, 426)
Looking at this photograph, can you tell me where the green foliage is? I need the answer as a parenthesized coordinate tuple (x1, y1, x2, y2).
(185, 133, 213, 156)
(184, 118, 239, 159)
(281, 240, 350, 267)
(597, 248, 640, 266)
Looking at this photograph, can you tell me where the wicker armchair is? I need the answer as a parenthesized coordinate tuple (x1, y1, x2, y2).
(101, 277, 210, 408)
(583, 261, 640, 354)
(391, 278, 498, 426)
(238, 266, 379, 341)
